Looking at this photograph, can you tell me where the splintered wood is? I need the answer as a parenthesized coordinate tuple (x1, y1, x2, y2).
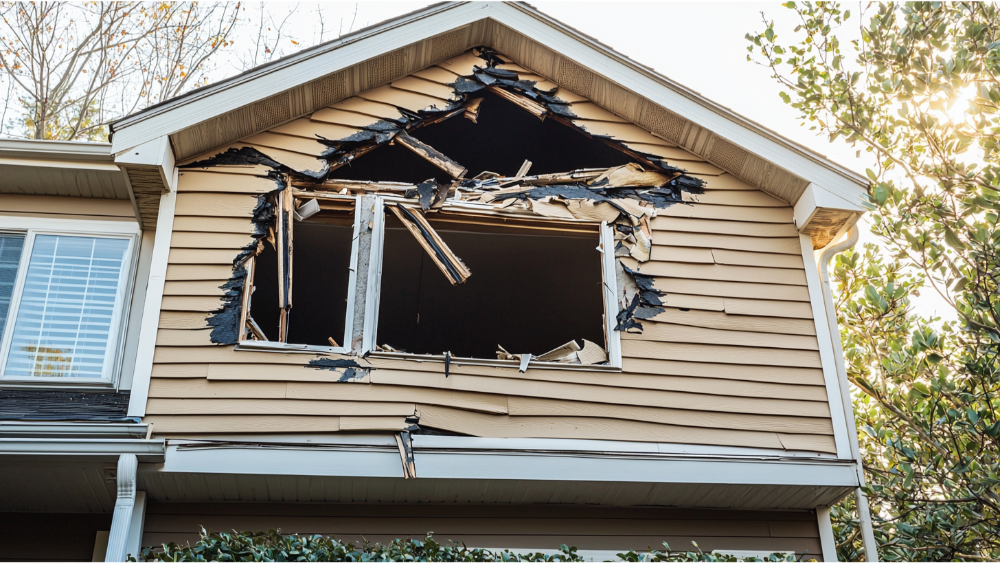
(277, 189, 294, 342)
(395, 132, 468, 179)
(388, 203, 472, 285)
(498, 339, 608, 371)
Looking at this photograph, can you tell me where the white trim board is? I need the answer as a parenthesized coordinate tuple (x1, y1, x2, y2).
(799, 234, 852, 459)
(127, 191, 176, 417)
(109, 2, 866, 208)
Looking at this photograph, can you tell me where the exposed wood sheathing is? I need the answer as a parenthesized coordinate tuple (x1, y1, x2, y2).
(139, 504, 824, 559)
(152, 49, 834, 455)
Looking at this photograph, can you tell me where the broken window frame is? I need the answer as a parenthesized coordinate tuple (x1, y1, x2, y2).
(236, 194, 363, 356)
(362, 197, 623, 370)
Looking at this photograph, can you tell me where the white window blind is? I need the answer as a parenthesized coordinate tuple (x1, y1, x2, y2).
(3, 235, 129, 379)
(0, 234, 25, 339)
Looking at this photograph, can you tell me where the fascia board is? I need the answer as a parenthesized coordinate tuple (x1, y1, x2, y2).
(115, 136, 177, 192)
(415, 450, 859, 487)
(0, 139, 113, 161)
(0, 422, 148, 439)
(0, 156, 121, 172)
(109, 2, 480, 153)
(150, 441, 856, 487)
(493, 2, 868, 205)
(0, 437, 165, 460)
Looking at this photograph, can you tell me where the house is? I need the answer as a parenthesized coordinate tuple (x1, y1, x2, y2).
(1, 2, 878, 561)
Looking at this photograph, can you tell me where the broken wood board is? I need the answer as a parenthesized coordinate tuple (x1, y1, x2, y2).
(487, 85, 547, 119)
(415, 405, 788, 450)
(368, 361, 826, 401)
(507, 397, 834, 435)
(388, 204, 471, 285)
(370, 370, 830, 417)
(395, 132, 467, 178)
(640, 307, 817, 336)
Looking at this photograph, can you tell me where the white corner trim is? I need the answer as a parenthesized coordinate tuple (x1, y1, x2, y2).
(127, 190, 176, 418)
(114, 135, 177, 192)
(799, 234, 852, 459)
(817, 505, 838, 562)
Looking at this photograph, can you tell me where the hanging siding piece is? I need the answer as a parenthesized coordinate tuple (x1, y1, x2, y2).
(395, 432, 417, 478)
(395, 131, 468, 178)
(388, 204, 471, 285)
(463, 97, 484, 122)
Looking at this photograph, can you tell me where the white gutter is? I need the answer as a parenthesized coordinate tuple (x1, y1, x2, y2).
(0, 438, 165, 460)
(0, 421, 148, 439)
(817, 225, 879, 561)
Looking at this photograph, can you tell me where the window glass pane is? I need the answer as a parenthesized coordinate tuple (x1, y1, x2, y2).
(0, 234, 25, 339)
(4, 235, 129, 378)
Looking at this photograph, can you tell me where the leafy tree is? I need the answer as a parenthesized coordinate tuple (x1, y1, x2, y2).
(747, 2, 1000, 560)
(0, 1, 240, 141)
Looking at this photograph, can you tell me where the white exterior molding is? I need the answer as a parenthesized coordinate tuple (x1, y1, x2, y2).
(105, 454, 138, 563)
(125, 491, 148, 561)
(114, 135, 178, 192)
(127, 190, 177, 417)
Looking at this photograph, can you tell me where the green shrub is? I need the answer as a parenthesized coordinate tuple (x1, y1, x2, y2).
(134, 528, 803, 562)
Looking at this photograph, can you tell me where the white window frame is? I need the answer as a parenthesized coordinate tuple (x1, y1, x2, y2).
(364, 197, 623, 370)
(0, 216, 140, 389)
(236, 195, 361, 356)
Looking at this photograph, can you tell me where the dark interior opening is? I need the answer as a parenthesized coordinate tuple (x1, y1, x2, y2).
(249, 209, 354, 346)
(329, 90, 635, 184)
(376, 214, 606, 359)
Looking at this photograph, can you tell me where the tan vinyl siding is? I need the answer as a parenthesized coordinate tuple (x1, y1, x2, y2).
(149, 50, 834, 455)
(140, 504, 824, 559)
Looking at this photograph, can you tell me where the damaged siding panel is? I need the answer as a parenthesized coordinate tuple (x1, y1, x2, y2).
(369, 361, 827, 401)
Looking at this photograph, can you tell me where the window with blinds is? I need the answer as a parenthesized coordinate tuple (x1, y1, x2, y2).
(0, 234, 131, 381)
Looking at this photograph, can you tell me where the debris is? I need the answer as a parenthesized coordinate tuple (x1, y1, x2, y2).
(277, 188, 294, 342)
(293, 198, 320, 221)
(497, 339, 609, 369)
(306, 358, 367, 382)
(387, 204, 472, 285)
(518, 354, 532, 373)
(515, 159, 532, 178)
(395, 432, 417, 478)
(328, 336, 340, 348)
(395, 131, 468, 178)
(247, 317, 268, 341)
(487, 85, 547, 120)
(464, 97, 483, 123)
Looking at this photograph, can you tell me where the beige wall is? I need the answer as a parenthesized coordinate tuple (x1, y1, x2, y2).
(144, 50, 834, 454)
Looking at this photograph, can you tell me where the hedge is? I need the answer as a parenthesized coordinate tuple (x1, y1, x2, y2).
(134, 528, 807, 562)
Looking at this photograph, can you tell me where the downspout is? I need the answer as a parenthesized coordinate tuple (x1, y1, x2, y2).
(817, 225, 879, 561)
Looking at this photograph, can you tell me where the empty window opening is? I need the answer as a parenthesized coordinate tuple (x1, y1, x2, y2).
(376, 213, 606, 360)
(248, 204, 355, 347)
